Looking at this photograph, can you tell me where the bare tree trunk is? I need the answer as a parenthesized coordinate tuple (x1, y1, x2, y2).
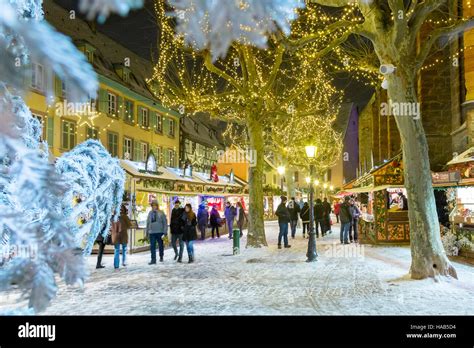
(387, 72, 457, 279)
(246, 117, 267, 247)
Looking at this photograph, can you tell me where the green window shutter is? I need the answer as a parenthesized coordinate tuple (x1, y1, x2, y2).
(133, 141, 140, 162)
(47, 116, 54, 148)
(54, 76, 62, 99)
(24, 63, 33, 89)
(163, 117, 170, 135)
(138, 107, 143, 126)
(117, 96, 124, 119)
(98, 89, 108, 113)
(151, 111, 157, 130)
(164, 149, 170, 166)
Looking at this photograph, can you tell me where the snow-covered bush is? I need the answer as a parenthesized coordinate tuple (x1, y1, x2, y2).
(441, 227, 474, 256)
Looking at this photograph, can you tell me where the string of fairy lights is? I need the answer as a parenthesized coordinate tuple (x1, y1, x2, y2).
(148, 0, 347, 174)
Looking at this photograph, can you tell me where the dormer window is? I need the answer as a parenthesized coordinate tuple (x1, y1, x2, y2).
(76, 41, 96, 64)
(114, 63, 131, 83)
(194, 121, 199, 133)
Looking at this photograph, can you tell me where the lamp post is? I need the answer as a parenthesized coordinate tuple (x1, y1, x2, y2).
(277, 166, 285, 195)
(305, 145, 317, 262)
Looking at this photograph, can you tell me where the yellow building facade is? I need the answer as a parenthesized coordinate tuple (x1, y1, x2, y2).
(26, 2, 180, 164)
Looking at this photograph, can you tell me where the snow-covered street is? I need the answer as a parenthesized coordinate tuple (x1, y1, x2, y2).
(4, 221, 474, 315)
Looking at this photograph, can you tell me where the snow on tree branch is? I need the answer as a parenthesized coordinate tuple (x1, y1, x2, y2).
(79, 0, 144, 23)
(168, 0, 306, 60)
(56, 140, 125, 256)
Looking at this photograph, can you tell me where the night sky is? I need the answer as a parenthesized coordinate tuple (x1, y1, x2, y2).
(52, 0, 373, 108)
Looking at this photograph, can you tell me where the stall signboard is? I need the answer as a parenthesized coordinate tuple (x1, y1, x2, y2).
(432, 171, 460, 185)
(201, 195, 224, 211)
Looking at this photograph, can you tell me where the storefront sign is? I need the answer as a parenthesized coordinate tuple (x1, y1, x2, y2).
(431, 171, 460, 184)
(201, 196, 224, 210)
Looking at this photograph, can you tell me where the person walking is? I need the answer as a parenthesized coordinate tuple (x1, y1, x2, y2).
(349, 199, 361, 243)
(209, 206, 221, 238)
(314, 199, 325, 238)
(111, 204, 132, 269)
(224, 201, 237, 239)
(339, 196, 353, 244)
(95, 222, 110, 269)
(334, 200, 341, 223)
(322, 197, 332, 234)
(181, 203, 197, 263)
(146, 200, 168, 264)
(300, 201, 310, 238)
(275, 196, 291, 249)
(170, 200, 185, 262)
(235, 201, 247, 238)
(197, 202, 209, 240)
(287, 197, 301, 239)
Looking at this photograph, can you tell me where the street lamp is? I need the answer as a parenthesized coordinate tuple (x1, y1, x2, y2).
(305, 145, 317, 262)
(277, 166, 285, 194)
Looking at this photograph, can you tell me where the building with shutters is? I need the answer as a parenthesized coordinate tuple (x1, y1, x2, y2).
(24, 1, 181, 165)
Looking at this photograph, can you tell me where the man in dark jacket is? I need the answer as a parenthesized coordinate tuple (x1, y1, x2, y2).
(322, 197, 332, 234)
(339, 196, 353, 244)
(313, 199, 325, 238)
(170, 200, 185, 262)
(275, 196, 291, 249)
(287, 197, 301, 239)
(224, 202, 237, 239)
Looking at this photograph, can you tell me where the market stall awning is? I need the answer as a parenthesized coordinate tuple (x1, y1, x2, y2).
(446, 147, 474, 165)
(342, 184, 405, 194)
(120, 160, 177, 181)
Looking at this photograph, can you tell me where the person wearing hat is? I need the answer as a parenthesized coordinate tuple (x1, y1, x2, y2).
(275, 195, 291, 249)
(146, 200, 168, 264)
(339, 196, 353, 244)
(170, 200, 185, 262)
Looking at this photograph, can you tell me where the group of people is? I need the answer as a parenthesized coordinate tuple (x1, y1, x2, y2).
(195, 201, 247, 240)
(96, 199, 248, 269)
(274, 195, 362, 249)
(336, 196, 361, 244)
(275, 196, 332, 249)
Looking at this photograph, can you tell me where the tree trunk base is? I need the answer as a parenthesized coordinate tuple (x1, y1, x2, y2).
(246, 227, 268, 248)
(410, 253, 458, 280)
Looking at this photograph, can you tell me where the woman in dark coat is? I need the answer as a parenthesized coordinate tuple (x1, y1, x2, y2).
(235, 201, 247, 238)
(170, 200, 185, 262)
(300, 202, 310, 238)
(209, 206, 221, 238)
(197, 203, 209, 240)
(181, 204, 197, 263)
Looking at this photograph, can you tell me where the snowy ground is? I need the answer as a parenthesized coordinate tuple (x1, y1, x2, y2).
(3, 221, 474, 315)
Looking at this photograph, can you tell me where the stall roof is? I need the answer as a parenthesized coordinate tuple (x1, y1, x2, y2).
(447, 147, 474, 165)
(341, 184, 405, 194)
(193, 171, 241, 187)
(121, 160, 243, 188)
(120, 160, 177, 181)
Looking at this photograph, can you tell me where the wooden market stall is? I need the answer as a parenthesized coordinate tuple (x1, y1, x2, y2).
(341, 155, 410, 245)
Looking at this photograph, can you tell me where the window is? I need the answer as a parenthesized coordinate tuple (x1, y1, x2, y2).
(123, 71, 129, 83)
(85, 50, 94, 63)
(107, 132, 119, 157)
(86, 126, 99, 140)
(140, 142, 149, 162)
(168, 119, 175, 137)
(31, 114, 46, 141)
(108, 92, 117, 116)
(155, 114, 163, 133)
(61, 119, 76, 150)
(124, 99, 134, 124)
(31, 63, 44, 91)
(209, 128, 213, 138)
(140, 107, 149, 128)
(193, 121, 199, 133)
(294, 171, 299, 182)
(123, 137, 133, 160)
(273, 174, 277, 185)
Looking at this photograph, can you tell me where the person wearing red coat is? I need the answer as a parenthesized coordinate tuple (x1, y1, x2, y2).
(334, 201, 341, 223)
